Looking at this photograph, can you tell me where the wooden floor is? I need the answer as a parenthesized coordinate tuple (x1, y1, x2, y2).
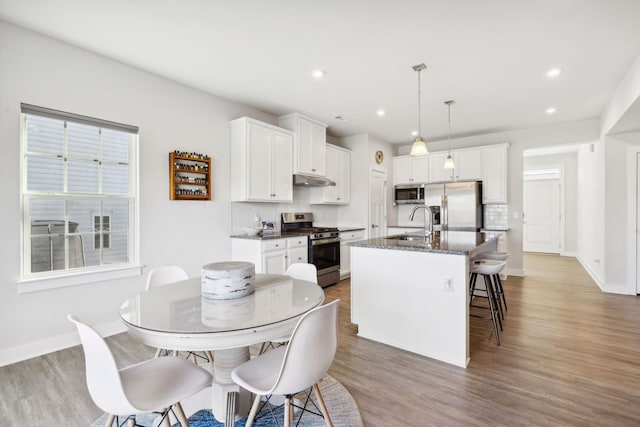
(2, 253, 640, 426)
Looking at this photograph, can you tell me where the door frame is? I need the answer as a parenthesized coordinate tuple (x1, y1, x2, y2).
(522, 163, 565, 254)
(368, 167, 388, 239)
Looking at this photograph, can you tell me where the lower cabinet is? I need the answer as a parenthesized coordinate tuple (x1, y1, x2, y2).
(231, 236, 309, 275)
(339, 229, 365, 279)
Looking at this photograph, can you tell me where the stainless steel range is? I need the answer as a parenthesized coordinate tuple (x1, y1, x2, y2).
(281, 212, 340, 288)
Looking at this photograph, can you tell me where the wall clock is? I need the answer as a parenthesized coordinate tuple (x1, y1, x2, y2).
(375, 150, 384, 164)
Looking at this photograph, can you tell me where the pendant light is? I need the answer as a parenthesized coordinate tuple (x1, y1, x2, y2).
(443, 100, 455, 169)
(410, 63, 428, 156)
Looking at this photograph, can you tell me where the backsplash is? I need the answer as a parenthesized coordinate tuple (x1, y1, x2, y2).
(483, 204, 508, 229)
(230, 187, 340, 235)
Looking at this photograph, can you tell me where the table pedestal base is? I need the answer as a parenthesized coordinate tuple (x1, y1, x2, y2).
(211, 347, 252, 426)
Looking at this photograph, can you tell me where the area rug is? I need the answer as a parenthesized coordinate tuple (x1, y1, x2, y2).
(90, 375, 363, 427)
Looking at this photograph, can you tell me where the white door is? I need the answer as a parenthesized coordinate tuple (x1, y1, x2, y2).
(523, 179, 560, 253)
(369, 169, 387, 239)
(637, 154, 640, 294)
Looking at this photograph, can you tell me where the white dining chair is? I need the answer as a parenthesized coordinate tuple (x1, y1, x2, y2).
(68, 315, 213, 427)
(258, 263, 318, 355)
(145, 265, 189, 291)
(146, 266, 214, 365)
(232, 299, 339, 427)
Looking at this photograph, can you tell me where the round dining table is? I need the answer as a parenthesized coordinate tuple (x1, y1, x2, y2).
(120, 273, 325, 426)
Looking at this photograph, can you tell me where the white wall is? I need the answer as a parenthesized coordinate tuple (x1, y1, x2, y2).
(0, 21, 276, 365)
(576, 142, 606, 287)
(396, 118, 600, 277)
(337, 133, 394, 234)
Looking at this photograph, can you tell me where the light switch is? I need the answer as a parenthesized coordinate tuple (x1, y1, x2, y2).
(443, 277, 453, 292)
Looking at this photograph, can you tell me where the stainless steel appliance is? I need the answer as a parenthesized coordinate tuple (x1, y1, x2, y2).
(422, 181, 483, 231)
(394, 183, 425, 204)
(281, 212, 340, 288)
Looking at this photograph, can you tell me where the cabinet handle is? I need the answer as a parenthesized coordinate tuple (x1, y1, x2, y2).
(312, 168, 316, 172)
(275, 244, 279, 247)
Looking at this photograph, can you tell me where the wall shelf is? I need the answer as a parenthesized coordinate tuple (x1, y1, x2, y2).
(169, 151, 211, 200)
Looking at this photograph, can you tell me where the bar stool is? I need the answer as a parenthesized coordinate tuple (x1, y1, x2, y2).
(474, 252, 509, 314)
(469, 259, 505, 345)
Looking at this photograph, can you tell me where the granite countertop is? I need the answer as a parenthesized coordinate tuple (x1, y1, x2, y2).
(230, 231, 309, 240)
(481, 227, 510, 232)
(348, 231, 499, 255)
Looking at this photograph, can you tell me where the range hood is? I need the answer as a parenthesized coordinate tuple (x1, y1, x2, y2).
(293, 174, 336, 187)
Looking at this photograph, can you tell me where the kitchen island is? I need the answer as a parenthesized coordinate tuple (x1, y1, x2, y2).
(349, 231, 499, 368)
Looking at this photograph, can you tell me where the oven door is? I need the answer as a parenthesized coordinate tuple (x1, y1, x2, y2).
(310, 238, 341, 287)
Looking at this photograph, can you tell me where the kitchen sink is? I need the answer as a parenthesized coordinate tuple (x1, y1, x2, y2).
(385, 234, 432, 242)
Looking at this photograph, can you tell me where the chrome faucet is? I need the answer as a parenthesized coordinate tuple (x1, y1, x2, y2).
(409, 205, 433, 237)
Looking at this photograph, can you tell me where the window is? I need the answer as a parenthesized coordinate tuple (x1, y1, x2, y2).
(20, 104, 140, 290)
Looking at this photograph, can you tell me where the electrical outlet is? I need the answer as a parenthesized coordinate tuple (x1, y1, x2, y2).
(443, 277, 453, 292)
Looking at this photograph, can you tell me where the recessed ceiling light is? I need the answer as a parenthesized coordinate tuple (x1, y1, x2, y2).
(377, 109, 386, 117)
(546, 68, 562, 78)
(546, 107, 557, 114)
(311, 69, 325, 79)
(334, 115, 348, 122)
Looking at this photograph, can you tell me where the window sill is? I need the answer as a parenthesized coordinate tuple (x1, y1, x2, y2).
(18, 264, 144, 293)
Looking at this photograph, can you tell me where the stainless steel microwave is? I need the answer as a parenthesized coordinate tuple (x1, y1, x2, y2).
(394, 184, 425, 204)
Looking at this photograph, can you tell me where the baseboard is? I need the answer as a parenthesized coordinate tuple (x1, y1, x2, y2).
(0, 319, 126, 367)
(561, 251, 579, 257)
(576, 256, 606, 291)
(507, 268, 525, 277)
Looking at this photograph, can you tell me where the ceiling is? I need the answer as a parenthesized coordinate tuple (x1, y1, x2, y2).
(1, 0, 640, 144)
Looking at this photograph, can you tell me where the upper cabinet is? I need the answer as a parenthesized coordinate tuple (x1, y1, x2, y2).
(481, 144, 508, 204)
(393, 155, 429, 185)
(393, 143, 508, 204)
(278, 113, 328, 177)
(428, 150, 482, 183)
(310, 144, 351, 204)
(230, 117, 294, 203)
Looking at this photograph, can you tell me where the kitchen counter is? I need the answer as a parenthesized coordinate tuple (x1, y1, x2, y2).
(229, 231, 309, 240)
(350, 231, 499, 256)
(337, 226, 366, 232)
(350, 230, 499, 368)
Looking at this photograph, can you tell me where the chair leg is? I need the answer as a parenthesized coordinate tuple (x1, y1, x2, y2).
(483, 275, 501, 345)
(284, 396, 292, 427)
(154, 347, 162, 358)
(173, 402, 190, 427)
(160, 412, 171, 427)
(104, 414, 115, 427)
(126, 417, 136, 427)
(313, 383, 334, 427)
(258, 342, 268, 355)
(206, 351, 215, 366)
(245, 393, 262, 427)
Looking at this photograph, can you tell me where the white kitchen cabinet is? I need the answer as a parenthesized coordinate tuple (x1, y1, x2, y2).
(310, 144, 351, 204)
(393, 155, 429, 185)
(481, 144, 508, 203)
(278, 113, 327, 177)
(428, 149, 482, 183)
(230, 117, 294, 203)
(339, 229, 365, 279)
(231, 236, 309, 275)
(428, 152, 453, 183)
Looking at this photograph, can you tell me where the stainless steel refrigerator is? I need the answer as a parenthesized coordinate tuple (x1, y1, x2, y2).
(424, 181, 483, 231)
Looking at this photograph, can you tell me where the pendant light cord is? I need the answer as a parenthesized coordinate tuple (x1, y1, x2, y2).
(447, 101, 451, 153)
(417, 68, 422, 138)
